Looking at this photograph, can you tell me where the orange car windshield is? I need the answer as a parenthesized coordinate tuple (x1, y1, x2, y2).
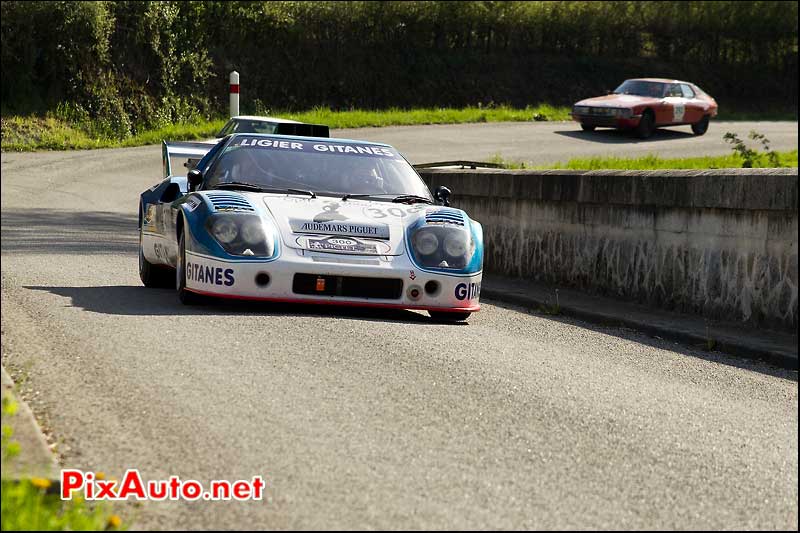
(613, 80, 665, 98)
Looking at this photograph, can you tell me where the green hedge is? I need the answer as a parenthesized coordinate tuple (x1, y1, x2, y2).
(2, 1, 797, 138)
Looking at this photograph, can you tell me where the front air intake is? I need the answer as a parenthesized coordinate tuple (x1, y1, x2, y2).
(425, 208, 465, 226)
(205, 192, 255, 212)
(292, 274, 403, 300)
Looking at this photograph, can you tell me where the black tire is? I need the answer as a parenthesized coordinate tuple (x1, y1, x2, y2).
(635, 110, 655, 139)
(691, 115, 710, 136)
(176, 231, 204, 305)
(139, 228, 175, 288)
(580, 124, 596, 132)
(429, 311, 471, 322)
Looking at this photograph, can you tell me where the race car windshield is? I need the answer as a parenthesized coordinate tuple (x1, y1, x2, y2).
(613, 80, 666, 98)
(204, 136, 432, 200)
(216, 119, 279, 137)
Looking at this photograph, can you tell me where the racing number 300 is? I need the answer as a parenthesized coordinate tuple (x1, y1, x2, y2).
(365, 206, 423, 219)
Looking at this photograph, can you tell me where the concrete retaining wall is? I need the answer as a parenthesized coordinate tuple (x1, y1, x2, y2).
(419, 168, 798, 331)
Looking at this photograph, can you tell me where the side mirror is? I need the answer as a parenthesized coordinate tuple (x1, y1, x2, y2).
(434, 186, 451, 207)
(187, 169, 203, 191)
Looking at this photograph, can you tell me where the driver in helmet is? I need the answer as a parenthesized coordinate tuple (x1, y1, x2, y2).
(339, 158, 385, 193)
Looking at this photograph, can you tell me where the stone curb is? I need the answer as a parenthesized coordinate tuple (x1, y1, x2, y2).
(1, 365, 60, 481)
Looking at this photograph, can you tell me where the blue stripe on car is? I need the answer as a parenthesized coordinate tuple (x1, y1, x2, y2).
(181, 192, 280, 262)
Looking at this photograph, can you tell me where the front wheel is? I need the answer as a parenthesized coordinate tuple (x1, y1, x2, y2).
(429, 311, 471, 322)
(176, 231, 204, 305)
(580, 124, 596, 132)
(635, 111, 655, 139)
(691, 115, 710, 136)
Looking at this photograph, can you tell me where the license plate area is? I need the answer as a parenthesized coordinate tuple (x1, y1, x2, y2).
(292, 274, 403, 299)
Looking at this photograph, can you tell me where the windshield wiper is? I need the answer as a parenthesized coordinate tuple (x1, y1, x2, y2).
(212, 183, 316, 198)
(212, 181, 267, 191)
(390, 194, 433, 204)
(341, 193, 432, 204)
(341, 193, 370, 201)
(286, 188, 316, 198)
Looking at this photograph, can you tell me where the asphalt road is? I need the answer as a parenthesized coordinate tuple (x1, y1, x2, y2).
(333, 120, 798, 165)
(1, 143, 798, 529)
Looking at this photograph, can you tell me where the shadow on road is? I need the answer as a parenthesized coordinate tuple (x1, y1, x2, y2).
(486, 299, 797, 381)
(554, 127, 696, 144)
(1, 208, 138, 255)
(24, 284, 468, 326)
(20, 285, 795, 377)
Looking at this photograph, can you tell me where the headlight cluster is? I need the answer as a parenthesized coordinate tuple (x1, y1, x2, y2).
(597, 108, 617, 116)
(410, 226, 475, 270)
(577, 107, 632, 118)
(206, 214, 274, 256)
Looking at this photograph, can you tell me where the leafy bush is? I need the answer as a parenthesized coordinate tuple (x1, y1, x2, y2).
(2, 1, 797, 140)
(723, 130, 783, 168)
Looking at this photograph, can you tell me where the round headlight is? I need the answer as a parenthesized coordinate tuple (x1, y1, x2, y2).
(443, 232, 469, 257)
(414, 231, 439, 255)
(241, 220, 264, 244)
(211, 218, 238, 244)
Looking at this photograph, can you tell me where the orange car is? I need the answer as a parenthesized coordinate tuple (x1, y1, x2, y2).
(572, 78, 718, 139)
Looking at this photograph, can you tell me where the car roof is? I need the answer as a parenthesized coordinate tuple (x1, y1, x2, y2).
(228, 115, 301, 124)
(628, 77, 692, 85)
(227, 132, 393, 147)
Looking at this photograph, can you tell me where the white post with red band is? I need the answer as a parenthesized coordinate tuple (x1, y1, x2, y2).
(229, 71, 239, 118)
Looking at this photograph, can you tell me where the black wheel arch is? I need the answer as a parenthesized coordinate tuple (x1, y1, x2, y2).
(175, 210, 185, 242)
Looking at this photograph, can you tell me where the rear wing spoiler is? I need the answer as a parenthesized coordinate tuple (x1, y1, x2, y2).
(273, 122, 330, 138)
(162, 140, 216, 178)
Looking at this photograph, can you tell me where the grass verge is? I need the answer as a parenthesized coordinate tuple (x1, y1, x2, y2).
(488, 150, 798, 170)
(280, 104, 570, 128)
(4, 104, 795, 152)
(0, 105, 567, 152)
(1, 479, 123, 531)
(1, 116, 227, 152)
(2, 388, 124, 531)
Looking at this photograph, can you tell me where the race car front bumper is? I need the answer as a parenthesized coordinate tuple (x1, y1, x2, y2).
(183, 249, 482, 313)
(572, 114, 641, 129)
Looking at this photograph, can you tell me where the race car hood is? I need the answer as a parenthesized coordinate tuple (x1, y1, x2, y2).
(257, 194, 427, 256)
(575, 94, 661, 108)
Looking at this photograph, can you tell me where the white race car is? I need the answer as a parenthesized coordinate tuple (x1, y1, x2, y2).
(139, 133, 483, 321)
(214, 115, 330, 139)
